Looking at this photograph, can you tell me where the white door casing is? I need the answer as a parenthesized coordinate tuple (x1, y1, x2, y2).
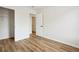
(36, 13, 44, 37)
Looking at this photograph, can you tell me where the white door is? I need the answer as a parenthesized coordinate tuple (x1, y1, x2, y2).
(36, 13, 43, 37)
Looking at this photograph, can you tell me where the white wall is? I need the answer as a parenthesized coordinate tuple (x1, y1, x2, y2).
(36, 13, 44, 37)
(3, 6, 79, 48)
(0, 9, 9, 40)
(8, 10, 14, 38)
(4, 6, 31, 41)
(42, 6, 79, 48)
(0, 8, 15, 40)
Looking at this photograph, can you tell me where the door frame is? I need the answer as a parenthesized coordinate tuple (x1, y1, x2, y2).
(30, 13, 44, 37)
(30, 14, 36, 35)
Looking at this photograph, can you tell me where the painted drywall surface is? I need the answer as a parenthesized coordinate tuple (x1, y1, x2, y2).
(3, 6, 79, 48)
(15, 7, 30, 41)
(8, 10, 14, 38)
(4, 6, 31, 41)
(0, 10, 9, 40)
(42, 6, 79, 48)
(36, 13, 44, 37)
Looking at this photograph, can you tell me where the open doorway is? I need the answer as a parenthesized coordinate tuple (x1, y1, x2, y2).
(0, 7, 15, 41)
(32, 16, 36, 35)
(30, 13, 43, 37)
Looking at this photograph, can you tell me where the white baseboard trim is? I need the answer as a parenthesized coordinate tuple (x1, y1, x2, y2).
(43, 36, 79, 48)
(15, 35, 30, 41)
(0, 36, 10, 40)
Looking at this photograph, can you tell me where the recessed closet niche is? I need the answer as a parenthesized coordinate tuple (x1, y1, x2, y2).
(0, 7, 14, 40)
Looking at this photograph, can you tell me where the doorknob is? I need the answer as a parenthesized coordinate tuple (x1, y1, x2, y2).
(40, 25, 43, 27)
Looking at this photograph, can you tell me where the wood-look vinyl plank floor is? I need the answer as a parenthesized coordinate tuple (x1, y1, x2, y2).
(0, 35, 79, 52)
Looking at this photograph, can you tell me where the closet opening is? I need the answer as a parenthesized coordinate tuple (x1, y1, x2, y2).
(0, 7, 15, 41)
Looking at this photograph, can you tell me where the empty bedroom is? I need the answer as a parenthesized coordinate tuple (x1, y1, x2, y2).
(0, 6, 79, 52)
